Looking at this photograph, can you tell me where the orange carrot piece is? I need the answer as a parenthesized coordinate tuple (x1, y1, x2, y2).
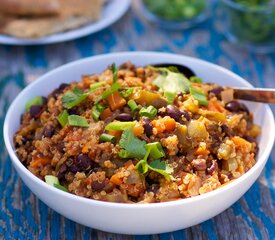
(30, 156, 50, 168)
(194, 147, 210, 156)
(163, 116, 176, 131)
(107, 130, 122, 137)
(107, 92, 126, 111)
(110, 174, 123, 185)
(207, 101, 226, 113)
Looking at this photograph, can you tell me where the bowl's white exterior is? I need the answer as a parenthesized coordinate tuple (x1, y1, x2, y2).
(4, 52, 275, 234)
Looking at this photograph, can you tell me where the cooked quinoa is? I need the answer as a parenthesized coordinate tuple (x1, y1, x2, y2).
(14, 63, 260, 203)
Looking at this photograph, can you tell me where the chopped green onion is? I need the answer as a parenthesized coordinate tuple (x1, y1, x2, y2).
(68, 115, 89, 128)
(189, 86, 208, 106)
(105, 121, 136, 131)
(164, 92, 176, 104)
(127, 99, 138, 112)
(139, 106, 157, 119)
(120, 87, 134, 98)
(45, 175, 59, 186)
(101, 82, 121, 100)
(25, 96, 44, 111)
(62, 88, 88, 109)
(135, 159, 148, 174)
(57, 110, 69, 127)
(90, 81, 106, 92)
(45, 175, 69, 192)
(146, 142, 165, 159)
(111, 63, 118, 83)
(53, 183, 69, 192)
(92, 104, 105, 121)
(99, 133, 116, 143)
(190, 76, 203, 83)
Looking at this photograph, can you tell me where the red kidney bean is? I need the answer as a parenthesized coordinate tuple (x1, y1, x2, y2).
(29, 105, 43, 118)
(225, 101, 240, 112)
(115, 113, 133, 121)
(181, 110, 191, 121)
(92, 181, 106, 191)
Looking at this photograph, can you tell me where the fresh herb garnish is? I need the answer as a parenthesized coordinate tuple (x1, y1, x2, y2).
(189, 86, 208, 106)
(146, 142, 165, 159)
(148, 160, 174, 180)
(90, 81, 107, 92)
(190, 76, 203, 83)
(105, 121, 136, 131)
(127, 99, 139, 112)
(62, 87, 88, 109)
(68, 115, 89, 128)
(57, 110, 69, 127)
(139, 105, 157, 119)
(153, 67, 191, 94)
(135, 142, 173, 180)
(120, 87, 134, 98)
(99, 133, 116, 143)
(92, 104, 105, 121)
(100, 82, 121, 100)
(164, 92, 176, 104)
(119, 129, 147, 159)
(111, 63, 118, 83)
(25, 96, 44, 111)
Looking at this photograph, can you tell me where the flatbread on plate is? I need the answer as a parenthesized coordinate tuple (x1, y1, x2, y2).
(0, 0, 105, 38)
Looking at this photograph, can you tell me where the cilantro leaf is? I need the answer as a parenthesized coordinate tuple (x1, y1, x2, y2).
(148, 160, 174, 180)
(153, 68, 191, 94)
(62, 88, 88, 109)
(119, 129, 146, 159)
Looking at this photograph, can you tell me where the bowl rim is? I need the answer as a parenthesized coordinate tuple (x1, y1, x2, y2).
(4, 51, 275, 209)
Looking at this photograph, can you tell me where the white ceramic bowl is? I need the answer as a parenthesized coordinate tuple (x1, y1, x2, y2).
(4, 52, 275, 235)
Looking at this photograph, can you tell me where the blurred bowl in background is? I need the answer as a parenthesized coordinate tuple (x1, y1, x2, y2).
(221, 0, 275, 53)
(137, 0, 210, 29)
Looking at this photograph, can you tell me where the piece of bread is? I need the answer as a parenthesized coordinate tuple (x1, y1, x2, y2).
(0, 0, 105, 38)
(0, 0, 60, 16)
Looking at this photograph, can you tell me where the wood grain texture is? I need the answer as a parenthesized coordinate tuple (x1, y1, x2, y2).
(0, 1, 274, 239)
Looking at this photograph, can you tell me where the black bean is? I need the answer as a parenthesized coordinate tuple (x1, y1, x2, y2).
(57, 163, 67, 180)
(166, 105, 182, 121)
(30, 105, 43, 118)
(76, 154, 92, 170)
(67, 108, 78, 115)
(181, 110, 191, 121)
(225, 101, 241, 112)
(209, 87, 224, 99)
(57, 141, 65, 153)
(43, 125, 55, 138)
(177, 92, 184, 97)
(221, 124, 232, 137)
(115, 113, 133, 121)
(58, 83, 69, 91)
(239, 103, 249, 113)
(143, 117, 153, 137)
(244, 135, 256, 143)
(206, 160, 218, 175)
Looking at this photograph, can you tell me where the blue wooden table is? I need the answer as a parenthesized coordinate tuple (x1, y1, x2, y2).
(0, 1, 274, 239)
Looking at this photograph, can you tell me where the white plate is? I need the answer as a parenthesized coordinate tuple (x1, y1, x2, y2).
(0, 0, 131, 45)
